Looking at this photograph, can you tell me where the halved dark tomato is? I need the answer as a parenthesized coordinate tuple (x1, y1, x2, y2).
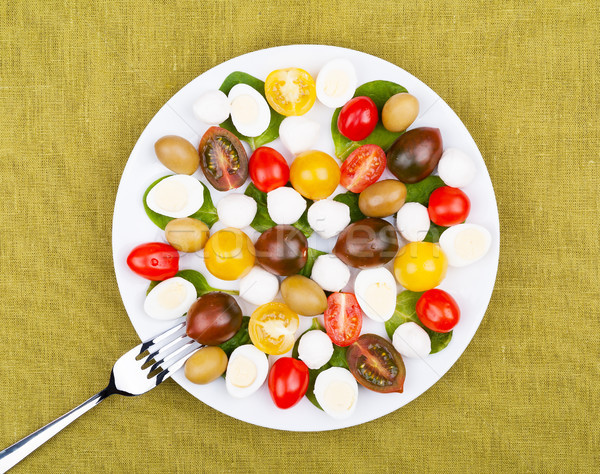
(324, 293, 363, 347)
(198, 126, 248, 191)
(340, 144, 387, 193)
(345, 334, 405, 393)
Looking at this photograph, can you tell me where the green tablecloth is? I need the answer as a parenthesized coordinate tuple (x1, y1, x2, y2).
(1, 1, 598, 472)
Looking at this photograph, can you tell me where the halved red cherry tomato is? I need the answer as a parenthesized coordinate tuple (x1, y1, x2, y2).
(268, 357, 309, 409)
(416, 288, 460, 333)
(345, 334, 405, 393)
(198, 126, 248, 191)
(324, 293, 363, 347)
(340, 144, 386, 193)
(248, 146, 290, 193)
(337, 96, 378, 141)
(428, 186, 471, 226)
(126, 242, 179, 281)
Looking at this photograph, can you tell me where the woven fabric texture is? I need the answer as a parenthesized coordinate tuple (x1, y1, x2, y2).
(0, 1, 598, 472)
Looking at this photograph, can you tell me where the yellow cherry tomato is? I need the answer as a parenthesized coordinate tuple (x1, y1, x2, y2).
(289, 151, 340, 200)
(203, 228, 255, 280)
(393, 242, 448, 291)
(249, 302, 299, 355)
(264, 68, 316, 116)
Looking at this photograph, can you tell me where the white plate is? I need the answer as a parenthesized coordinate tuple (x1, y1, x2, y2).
(112, 44, 500, 431)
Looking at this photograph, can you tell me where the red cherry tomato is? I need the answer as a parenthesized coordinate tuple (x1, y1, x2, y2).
(416, 289, 460, 333)
(324, 293, 363, 347)
(267, 357, 309, 409)
(248, 146, 290, 193)
(126, 242, 179, 281)
(337, 96, 378, 141)
(428, 186, 471, 226)
(340, 144, 387, 193)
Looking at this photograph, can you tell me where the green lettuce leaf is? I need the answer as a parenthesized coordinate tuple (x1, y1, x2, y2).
(424, 222, 447, 243)
(298, 248, 327, 278)
(333, 191, 366, 223)
(405, 175, 445, 206)
(219, 316, 251, 357)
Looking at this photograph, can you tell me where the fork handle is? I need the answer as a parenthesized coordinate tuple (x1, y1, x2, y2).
(0, 389, 111, 472)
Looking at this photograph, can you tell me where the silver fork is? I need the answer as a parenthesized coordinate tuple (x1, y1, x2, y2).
(0, 320, 201, 472)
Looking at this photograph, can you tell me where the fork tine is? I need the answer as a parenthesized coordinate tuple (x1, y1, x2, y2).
(142, 332, 189, 365)
(148, 339, 202, 376)
(154, 343, 202, 385)
(138, 319, 186, 355)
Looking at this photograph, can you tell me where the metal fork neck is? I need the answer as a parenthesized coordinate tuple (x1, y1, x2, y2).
(0, 389, 113, 472)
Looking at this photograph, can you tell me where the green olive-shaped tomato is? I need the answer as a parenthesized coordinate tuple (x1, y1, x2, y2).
(155, 135, 200, 175)
(381, 93, 419, 132)
(358, 179, 407, 218)
(165, 218, 209, 253)
(281, 275, 327, 316)
(184, 346, 228, 384)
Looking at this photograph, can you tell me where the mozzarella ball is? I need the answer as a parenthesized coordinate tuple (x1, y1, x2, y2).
(267, 187, 307, 225)
(437, 148, 477, 188)
(392, 322, 431, 359)
(239, 266, 279, 306)
(310, 254, 350, 292)
(298, 330, 334, 370)
(307, 199, 351, 239)
(279, 116, 321, 156)
(193, 90, 231, 124)
(217, 193, 257, 229)
(396, 202, 430, 242)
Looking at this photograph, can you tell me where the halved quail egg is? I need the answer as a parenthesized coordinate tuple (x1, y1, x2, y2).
(143, 277, 197, 320)
(228, 84, 271, 138)
(145, 175, 204, 218)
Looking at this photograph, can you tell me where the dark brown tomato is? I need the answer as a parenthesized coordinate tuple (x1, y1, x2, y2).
(186, 292, 242, 345)
(387, 127, 443, 184)
(255, 225, 308, 276)
(198, 126, 248, 191)
(346, 334, 406, 393)
(333, 218, 399, 269)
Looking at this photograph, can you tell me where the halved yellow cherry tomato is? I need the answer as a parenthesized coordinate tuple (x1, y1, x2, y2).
(264, 68, 316, 116)
(393, 242, 448, 292)
(249, 302, 299, 355)
(203, 228, 255, 280)
(289, 150, 340, 200)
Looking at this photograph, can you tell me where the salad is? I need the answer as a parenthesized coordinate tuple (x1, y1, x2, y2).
(124, 58, 492, 420)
